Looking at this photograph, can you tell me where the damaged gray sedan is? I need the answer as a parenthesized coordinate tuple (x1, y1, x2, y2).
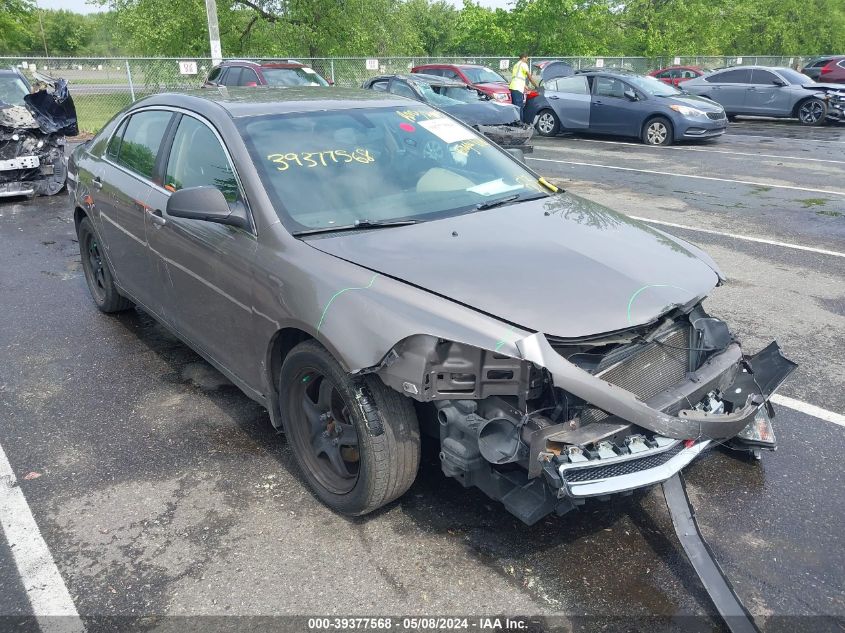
(68, 89, 796, 525)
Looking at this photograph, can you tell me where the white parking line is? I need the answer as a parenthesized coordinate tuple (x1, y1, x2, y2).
(540, 137, 845, 165)
(0, 443, 85, 633)
(771, 395, 845, 428)
(527, 156, 845, 196)
(626, 215, 845, 258)
(726, 132, 845, 145)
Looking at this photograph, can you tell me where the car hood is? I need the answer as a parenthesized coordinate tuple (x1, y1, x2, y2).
(440, 102, 521, 126)
(803, 82, 845, 92)
(662, 93, 724, 111)
(304, 195, 720, 338)
(475, 82, 509, 91)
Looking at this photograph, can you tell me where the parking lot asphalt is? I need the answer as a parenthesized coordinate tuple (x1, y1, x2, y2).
(0, 121, 843, 632)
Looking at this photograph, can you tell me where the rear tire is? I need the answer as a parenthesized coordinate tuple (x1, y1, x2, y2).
(535, 109, 560, 137)
(77, 217, 133, 313)
(279, 340, 420, 516)
(797, 98, 827, 126)
(642, 116, 673, 146)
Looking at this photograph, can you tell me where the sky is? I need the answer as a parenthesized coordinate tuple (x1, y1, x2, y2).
(34, 0, 515, 14)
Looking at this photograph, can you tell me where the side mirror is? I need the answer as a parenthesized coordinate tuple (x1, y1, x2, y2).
(166, 186, 250, 230)
(772, 79, 787, 87)
(624, 88, 638, 101)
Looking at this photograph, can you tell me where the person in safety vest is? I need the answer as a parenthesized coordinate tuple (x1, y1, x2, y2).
(509, 54, 538, 111)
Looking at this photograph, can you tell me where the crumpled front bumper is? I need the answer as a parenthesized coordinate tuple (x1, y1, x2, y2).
(516, 334, 796, 494)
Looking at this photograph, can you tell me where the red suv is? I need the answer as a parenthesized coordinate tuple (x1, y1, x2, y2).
(411, 64, 511, 102)
(649, 66, 710, 86)
(203, 60, 330, 87)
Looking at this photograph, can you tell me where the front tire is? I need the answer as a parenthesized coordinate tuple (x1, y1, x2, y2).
(279, 340, 420, 516)
(77, 217, 133, 313)
(535, 109, 560, 137)
(643, 116, 673, 145)
(797, 98, 827, 126)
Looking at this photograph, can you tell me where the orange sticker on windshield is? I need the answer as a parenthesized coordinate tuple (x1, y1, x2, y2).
(266, 148, 375, 171)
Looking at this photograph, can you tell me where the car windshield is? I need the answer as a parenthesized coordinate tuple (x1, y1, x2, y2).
(262, 67, 329, 87)
(414, 81, 464, 107)
(624, 74, 681, 96)
(777, 69, 813, 85)
(239, 105, 549, 234)
(461, 67, 505, 84)
(0, 75, 29, 106)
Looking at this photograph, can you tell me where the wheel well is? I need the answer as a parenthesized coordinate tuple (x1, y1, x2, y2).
(643, 114, 672, 133)
(266, 327, 313, 428)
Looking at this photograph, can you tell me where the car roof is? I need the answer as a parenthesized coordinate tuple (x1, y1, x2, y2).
(136, 87, 414, 118)
(220, 60, 309, 69)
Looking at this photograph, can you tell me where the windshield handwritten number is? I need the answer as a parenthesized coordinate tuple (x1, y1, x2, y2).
(268, 149, 375, 170)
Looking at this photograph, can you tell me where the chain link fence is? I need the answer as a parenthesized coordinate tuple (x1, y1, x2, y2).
(0, 54, 819, 133)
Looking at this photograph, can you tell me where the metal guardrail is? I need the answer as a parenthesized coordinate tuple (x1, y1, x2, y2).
(0, 55, 821, 133)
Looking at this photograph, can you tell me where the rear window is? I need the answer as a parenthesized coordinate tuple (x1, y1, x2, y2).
(262, 67, 328, 87)
(115, 110, 172, 179)
(239, 106, 548, 234)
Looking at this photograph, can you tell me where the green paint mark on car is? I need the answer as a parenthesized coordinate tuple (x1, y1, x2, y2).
(626, 283, 690, 325)
(316, 274, 380, 334)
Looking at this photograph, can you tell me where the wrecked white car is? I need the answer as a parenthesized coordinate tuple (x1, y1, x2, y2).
(68, 89, 796, 525)
(0, 69, 77, 198)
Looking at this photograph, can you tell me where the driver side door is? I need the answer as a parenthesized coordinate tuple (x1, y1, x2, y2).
(590, 76, 642, 136)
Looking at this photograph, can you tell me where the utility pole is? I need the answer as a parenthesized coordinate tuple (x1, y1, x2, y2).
(205, 0, 223, 65)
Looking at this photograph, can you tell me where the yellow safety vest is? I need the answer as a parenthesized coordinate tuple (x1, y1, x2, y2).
(509, 60, 530, 92)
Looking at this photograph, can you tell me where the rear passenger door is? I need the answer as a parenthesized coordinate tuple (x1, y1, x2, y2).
(98, 108, 175, 315)
(145, 114, 260, 386)
(705, 69, 751, 112)
(544, 75, 590, 130)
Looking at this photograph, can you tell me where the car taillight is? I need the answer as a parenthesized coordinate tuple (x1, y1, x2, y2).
(245, 81, 258, 87)
(820, 62, 834, 76)
(525, 90, 539, 100)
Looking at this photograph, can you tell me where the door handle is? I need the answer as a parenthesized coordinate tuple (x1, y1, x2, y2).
(147, 208, 166, 227)
(549, 95, 560, 100)
(92, 176, 103, 190)
(594, 100, 603, 105)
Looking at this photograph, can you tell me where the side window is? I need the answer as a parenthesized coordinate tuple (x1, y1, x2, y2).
(594, 76, 626, 98)
(222, 67, 243, 86)
(370, 80, 389, 92)
(442, 69, 460, 80)
(707, 69, 751, 84)
(750, 69, 779, 85)
(555, 75, 589, 94)
(240, 68, 260, 86)
(206, 66, 222, 83)
(165, 116, 241, 204)
(681, 70, 696, 79)
(839, 59, 845, 69)
(422, 69, 442, 77)
(389, 80, 418, 100)
(116, 110, 173, 179)
(106, 117, 128, 160)
(656, 70, 671, 79)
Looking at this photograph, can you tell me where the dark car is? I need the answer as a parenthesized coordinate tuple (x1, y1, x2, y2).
(203, 59, 330, 88)
(523, 71, 727, 145)
(649, 65, 711, 87)
(411, 64, 511, 102)
(67, 88, 795, 525)
(801, 56, 845, 84)
(362, 73, 532, 152)
(683, 66, 845, 125)
(1, 68, 76, 198)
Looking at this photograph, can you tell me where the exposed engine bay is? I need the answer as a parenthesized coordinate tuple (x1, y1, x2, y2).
(373, 303, 796, 525)
(0, 71, 77, 198)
